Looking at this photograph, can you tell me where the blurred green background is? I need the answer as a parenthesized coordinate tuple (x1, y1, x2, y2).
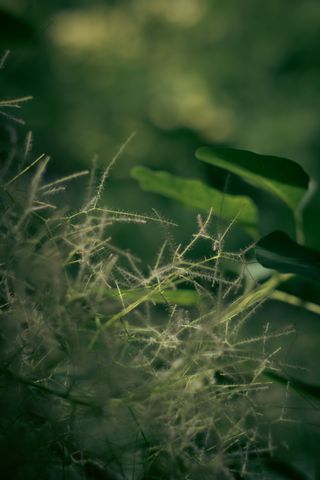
(1, 1, 320, 477)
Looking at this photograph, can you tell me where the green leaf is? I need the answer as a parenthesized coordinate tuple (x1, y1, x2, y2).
(256, 230, 320, 282)
(265, 370, 320, 402)
(131, 166, 258, 232)
(196, 146, 309, 211)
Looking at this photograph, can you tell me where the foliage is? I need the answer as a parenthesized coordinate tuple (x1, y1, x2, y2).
(132, 143, 320, 477)
(132, 145, 320, 284)
(0, 96, 294, 479)
(131, 165, 258, 233)
(256, 231, 320, 282)
(2, 3, 320, 472)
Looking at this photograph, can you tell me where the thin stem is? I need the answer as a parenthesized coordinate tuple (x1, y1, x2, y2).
(218, 273, 293, 326)
(294, 209, 305, 245)
(271, 290, 320, 315)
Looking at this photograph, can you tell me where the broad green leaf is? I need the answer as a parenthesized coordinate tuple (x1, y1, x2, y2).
(196, 146, 309, 211)
(131, 166, 258, 232)
(105, 288, 201, 306)
(256, 230, 320, 282)
(265, 370, 320, 402)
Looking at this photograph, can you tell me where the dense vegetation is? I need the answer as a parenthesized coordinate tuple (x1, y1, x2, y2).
(1, 1, 320, 478)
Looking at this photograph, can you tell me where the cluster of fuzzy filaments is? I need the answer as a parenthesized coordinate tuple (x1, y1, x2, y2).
(0, 100, 290, 479)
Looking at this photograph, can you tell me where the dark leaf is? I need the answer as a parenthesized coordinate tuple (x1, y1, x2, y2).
(265, 456, 309, 480)
(256, 231, 320, 282)
(196, 146, 309, 211)
(266, 370, 320, 401)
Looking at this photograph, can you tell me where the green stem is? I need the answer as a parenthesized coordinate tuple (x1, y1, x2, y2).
(219, 273, 292, 326)
(271, 290, 320, 315)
